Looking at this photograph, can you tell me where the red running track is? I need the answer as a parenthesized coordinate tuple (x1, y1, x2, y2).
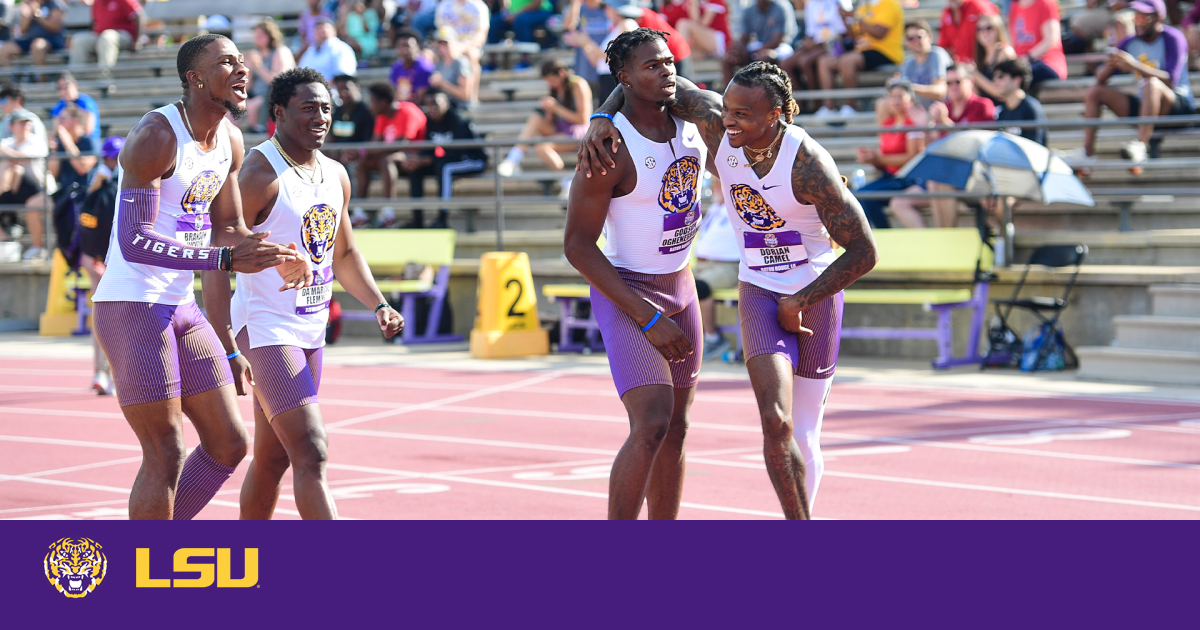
(1, 358, 1199, 520)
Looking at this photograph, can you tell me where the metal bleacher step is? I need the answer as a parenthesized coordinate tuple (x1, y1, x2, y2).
(1075, 346, 1200, 386)
(1112, 315, 1200, 353)
(1014, 230, 1200, 266)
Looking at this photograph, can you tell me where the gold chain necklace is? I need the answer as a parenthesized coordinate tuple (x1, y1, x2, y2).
(742, 124, 785, 167)
(178, 101, 195, 140)
(271, 135, 322, 184)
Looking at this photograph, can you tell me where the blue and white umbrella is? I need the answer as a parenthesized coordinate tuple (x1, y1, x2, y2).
(896, 130, 1094, 207)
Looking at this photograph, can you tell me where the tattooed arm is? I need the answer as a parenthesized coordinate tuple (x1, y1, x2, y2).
(777, 135, 878, 333)
(576, 77, 724, 176)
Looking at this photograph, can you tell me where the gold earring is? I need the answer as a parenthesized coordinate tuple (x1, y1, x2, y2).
(198, 83, 204, 88)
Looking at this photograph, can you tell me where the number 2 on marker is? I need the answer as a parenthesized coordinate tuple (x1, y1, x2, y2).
(506, 278, 525, 318)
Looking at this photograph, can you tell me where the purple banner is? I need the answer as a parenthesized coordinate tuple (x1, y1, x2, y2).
(1, 521, 1194, 624)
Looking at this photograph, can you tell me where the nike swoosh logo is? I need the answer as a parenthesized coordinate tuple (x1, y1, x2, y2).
(122, 198, 135, 202)
(762, 184, 782, 190)
(816, 365, 833, 373)
(690, 371, 700, 378)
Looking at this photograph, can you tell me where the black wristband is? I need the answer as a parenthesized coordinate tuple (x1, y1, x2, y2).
(375, 302, 390, 313)
(219, 247, 231, 272)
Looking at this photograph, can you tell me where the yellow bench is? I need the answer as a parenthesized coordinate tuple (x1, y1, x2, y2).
(548, 228, 993, 367)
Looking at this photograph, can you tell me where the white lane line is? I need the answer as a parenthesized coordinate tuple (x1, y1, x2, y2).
(207, 499, 301, 517)
(324, 371, 568, 429)
(0, 407, 125, 420)
(0, 368, 92, 376)
(328, 463, 784, 519)
(0, 498, 129, 515)
(0, 434, 140, 451)
(2, 456, 143, 481)
(0, 385, 91, 393)
(0, 474, 130, 495)
(432, 405, 762, 433)
(327, 427, 617, 455)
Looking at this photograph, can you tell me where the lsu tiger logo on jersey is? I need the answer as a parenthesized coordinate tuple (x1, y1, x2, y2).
(301, 204, 338, 264)
(658, 156, 700, 214)
(44, 537, 106, 598)
(730, 183, 786, 231)
(180, 170, 222, 220)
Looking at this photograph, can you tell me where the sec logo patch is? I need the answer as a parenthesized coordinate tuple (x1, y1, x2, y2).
(645, 157, 656, 169)
(727, 155, 738, 167)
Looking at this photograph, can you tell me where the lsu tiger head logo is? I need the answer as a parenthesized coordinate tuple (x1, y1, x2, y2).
(44, 538, 106, 598)
(302, 204, 338, 264)
(180, 170, 221, 216)
(658, 156, 700, 214)
(730, 183, 786, 231)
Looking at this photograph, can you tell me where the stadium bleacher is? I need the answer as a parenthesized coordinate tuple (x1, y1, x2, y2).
(0, 0, 1194, 383)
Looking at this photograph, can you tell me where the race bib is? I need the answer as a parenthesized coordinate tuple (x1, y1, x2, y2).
(743, 230, 809, 273)
(295, 267, 334, 315)
(659, 206, 701, 255)
(331, 120, 355, 138)
(175, 213, 212, 248)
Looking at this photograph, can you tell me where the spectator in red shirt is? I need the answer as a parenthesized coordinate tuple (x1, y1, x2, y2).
(361, 81, 426, 200)
(602, 0, 694, 78)
(662, 0, 731, 60)
(69, 0, 144, 69)
(938, 0, 998, 63)
(923, 64, 996, 227)
(1008, 0, 1067, 92)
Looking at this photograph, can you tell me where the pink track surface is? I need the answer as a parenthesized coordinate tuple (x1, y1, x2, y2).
(2, 358, 1199, 520)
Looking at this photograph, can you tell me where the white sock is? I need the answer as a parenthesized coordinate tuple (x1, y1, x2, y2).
(505, 147, 524, 163)
(792, 375, 833, 508)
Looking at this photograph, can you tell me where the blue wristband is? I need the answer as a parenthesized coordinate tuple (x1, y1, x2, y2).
(590, 112, 614, 122)
(226, 349, 241, 360)
(641, 311, 662, 333)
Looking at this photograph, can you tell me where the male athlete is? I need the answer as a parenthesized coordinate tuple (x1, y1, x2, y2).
(204, 68, 404, 520)
(565, 29, 707, 520)
(579, 61, 878, 519)
(91, 35, 312, 520)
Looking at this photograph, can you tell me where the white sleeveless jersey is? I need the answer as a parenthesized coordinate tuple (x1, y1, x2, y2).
(599, 112, 707, 274)
(93, 104, 233, 304)
(231, 142, 343, 350)
(714, 125, 837, 295)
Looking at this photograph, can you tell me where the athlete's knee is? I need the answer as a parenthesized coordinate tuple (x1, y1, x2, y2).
(143, 434, 186, 472)
(290, 438, 330, 478)
(760, 407, 794, 443)
(205, 435, 249, 468)
(629, 414, 672, 451)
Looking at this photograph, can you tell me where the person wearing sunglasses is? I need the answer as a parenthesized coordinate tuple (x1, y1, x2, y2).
(937, 0, 999, 64)
(895, 19, 952, 111)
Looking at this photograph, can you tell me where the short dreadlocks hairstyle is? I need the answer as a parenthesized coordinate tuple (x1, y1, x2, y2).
(604, 28, 669, 80)
(267, 67, 331, 122)
(177, 34, 231, 89)
(730, 61, 800, 124)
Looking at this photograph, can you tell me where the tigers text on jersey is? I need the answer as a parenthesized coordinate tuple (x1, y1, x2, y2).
(231, 141, 344, 350)
(600, 112, 707, 274)
(714, 124, 837, 295)
(92, 104, 232, 304)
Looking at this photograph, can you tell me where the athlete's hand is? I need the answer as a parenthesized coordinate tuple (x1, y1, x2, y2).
(644, 314, 693, 363)
(377, 305, 404, 338)
(230, 231, 300, 274)
(276, 242, 314, 291)
(230, 353, 255, 396)
(576, 116, 623, 178)
(778, 298, 814, 336)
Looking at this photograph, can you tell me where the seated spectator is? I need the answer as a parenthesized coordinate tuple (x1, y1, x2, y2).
(404, 89, 488, 228)
(1063, 0, 1112, 55)
(436, 0, 490, 102)
(430, 27, 474, 108)
(390, 29, 435, 102)
(923, 64, 996, 228)
(938, 0, 998, 63)
(972, 13, 1017, 103)
(69, 0, 143, 70)
(0, 2, 12, 42)
(691, 177, 739, 361)
(1008, 0, 1067, 93)
(561, 0, 611, 98)
(246, 20, 297, 133)
(299, 18, 359, 80)
(780, 0, 852, 98)
(723, 0, 798, 86)
(408, 0, 440, 40)
(992, 57, 1047, 145)
(818, 0, 904, 115)
(339, 0, 381, 59)
(623, 0, 694, 78)
(330, 75, 377, 199)
(563, 0, 638, 101)
(51, 73, 100, 149)
(895, 19, 952, 110)
(0, 110, 54, 259)
(852, 80, 927, 229)
(487, 0, 554, 45)
(496, 59, 592, 197)
(297, 0, 333, 58)
(0, 84, 47, 144)
(362, 82, 426, 203)
(1185, 5, 1200, 70)
(1081, 0, 1192, 166)
(0, 0, 66, 68)
(49, 104, 96, 197)
(662, 0, 732, 61)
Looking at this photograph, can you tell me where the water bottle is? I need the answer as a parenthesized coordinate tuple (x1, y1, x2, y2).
(852, 168, 866, 190)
